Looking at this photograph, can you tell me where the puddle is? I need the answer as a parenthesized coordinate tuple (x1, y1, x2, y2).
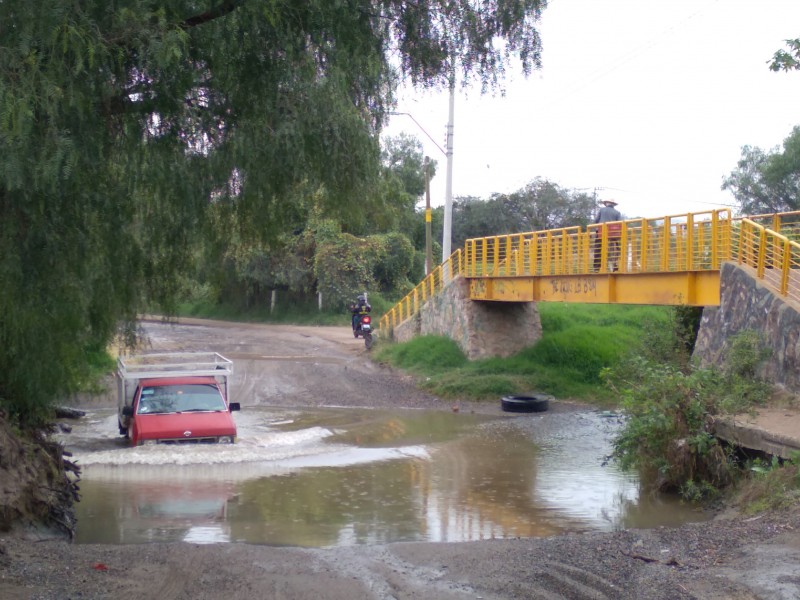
(56, 407, 708, 546)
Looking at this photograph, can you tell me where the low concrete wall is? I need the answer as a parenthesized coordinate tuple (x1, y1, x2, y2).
(387, 277, 542, 360)
(694, 262, 800, 393)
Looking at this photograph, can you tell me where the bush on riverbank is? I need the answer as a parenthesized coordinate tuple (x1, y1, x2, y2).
(606, 329, 775, 501)
(737, 453, 800, 513)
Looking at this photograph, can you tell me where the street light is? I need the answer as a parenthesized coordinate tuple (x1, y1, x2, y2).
(388, 112, 447, 157)
(388, 99, 455, 266)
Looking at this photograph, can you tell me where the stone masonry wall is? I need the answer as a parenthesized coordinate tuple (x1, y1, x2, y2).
(388, 277, 542, 360)
(392, 312, 420, 344)
(694, 262, 800, 392)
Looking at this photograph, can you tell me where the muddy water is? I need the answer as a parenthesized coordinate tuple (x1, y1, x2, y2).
(57, 407, 708, 547)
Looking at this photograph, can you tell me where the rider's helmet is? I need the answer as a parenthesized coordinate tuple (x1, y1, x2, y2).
(357, 294, 365, 303)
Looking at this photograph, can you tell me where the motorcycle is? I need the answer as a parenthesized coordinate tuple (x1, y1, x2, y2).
(353, 314, 374, 349)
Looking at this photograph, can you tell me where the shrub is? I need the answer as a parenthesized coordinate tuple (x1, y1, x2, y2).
(736, 453, 800, 513)
(608, 330, 772, 500)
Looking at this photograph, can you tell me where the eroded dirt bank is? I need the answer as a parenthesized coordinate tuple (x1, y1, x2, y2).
(1, 318, 799, 600)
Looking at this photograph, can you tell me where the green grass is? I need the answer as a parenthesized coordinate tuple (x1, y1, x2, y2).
(375, 303, 673, 406)
(374, 335, 468, 373)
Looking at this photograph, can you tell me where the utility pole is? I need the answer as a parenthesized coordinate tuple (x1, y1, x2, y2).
(424, 156, 433, 275)
(442, 85, 455, 262)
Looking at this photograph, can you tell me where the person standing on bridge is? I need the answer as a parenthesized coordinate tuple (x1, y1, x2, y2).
(592, 199, 622, 272)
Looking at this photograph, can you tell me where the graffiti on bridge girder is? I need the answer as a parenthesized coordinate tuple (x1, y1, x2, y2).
(548, 278, 597, 296)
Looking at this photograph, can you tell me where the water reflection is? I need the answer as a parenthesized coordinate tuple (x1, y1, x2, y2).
(63, 407, 708, 546)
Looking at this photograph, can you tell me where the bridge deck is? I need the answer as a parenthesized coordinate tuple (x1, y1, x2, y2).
(381, 209, 800, 331)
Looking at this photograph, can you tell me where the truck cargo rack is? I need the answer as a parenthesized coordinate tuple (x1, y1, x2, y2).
(117, 352, 233, 381)
(116, 352, 233, 412)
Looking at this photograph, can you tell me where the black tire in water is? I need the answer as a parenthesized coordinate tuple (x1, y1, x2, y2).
(500, 393, 551, 413)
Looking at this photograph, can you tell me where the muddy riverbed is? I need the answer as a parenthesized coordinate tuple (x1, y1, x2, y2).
(1, 318, 799, 599)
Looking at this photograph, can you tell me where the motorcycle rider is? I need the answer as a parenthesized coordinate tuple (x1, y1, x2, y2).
(349, 293, 371, 336)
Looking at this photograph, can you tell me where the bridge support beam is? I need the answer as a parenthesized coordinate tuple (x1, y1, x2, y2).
(468, 271, 720, 306)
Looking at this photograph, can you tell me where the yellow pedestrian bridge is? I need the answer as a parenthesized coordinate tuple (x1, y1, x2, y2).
(380, 209, 800, 332)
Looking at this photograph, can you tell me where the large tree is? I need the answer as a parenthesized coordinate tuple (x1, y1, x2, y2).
(0, 1, 547, 424)
(722, 126, 800, 215)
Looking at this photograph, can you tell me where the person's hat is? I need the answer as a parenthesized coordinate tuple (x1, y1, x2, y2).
(602, 199, 618, 206)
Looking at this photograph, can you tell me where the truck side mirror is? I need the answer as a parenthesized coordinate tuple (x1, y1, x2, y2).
(229, 402, 241, 412)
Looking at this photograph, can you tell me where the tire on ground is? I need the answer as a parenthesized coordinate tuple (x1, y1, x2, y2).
(500, 393, 551, 413)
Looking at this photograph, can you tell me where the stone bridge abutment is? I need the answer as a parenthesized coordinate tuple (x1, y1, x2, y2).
(694, 262, 800, 393)
(389, 277, 541, 360)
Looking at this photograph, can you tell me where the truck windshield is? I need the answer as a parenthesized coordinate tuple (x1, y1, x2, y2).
(137, 384, 226, 415)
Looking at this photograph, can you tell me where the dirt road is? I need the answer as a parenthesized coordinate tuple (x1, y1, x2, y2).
(1, 318, 799, 600)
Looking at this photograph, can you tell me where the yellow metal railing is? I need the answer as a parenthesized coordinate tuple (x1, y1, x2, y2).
(379, 249, 463, 331)
(737, 218, 800, 306)
(378, 209, 800, 332)
(464, 209, 732, 278)
(737, 211, 800, 240)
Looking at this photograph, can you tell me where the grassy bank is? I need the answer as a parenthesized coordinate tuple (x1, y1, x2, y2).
(374, 303, 673, 406)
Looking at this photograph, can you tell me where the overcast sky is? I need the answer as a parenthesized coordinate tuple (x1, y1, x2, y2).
(381, 0, 800, 221)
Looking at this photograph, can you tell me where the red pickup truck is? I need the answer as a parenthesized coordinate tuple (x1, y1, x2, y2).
(117, 352, 240, 446)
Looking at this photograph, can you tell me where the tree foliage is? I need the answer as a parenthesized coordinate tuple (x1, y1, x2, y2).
(722, 126, 800, 215)
(199, 133, 430, 311)
(382, 133, 433, 200)
(451, 178, 596, 247)
(769, 38, 800, 72)
(0, 0, 547, 425)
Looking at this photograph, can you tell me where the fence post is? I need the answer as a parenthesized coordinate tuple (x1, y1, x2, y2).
(781, 239, 791, 295)
(640, 219, 649, 272)
(661, 217, 671, 271)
